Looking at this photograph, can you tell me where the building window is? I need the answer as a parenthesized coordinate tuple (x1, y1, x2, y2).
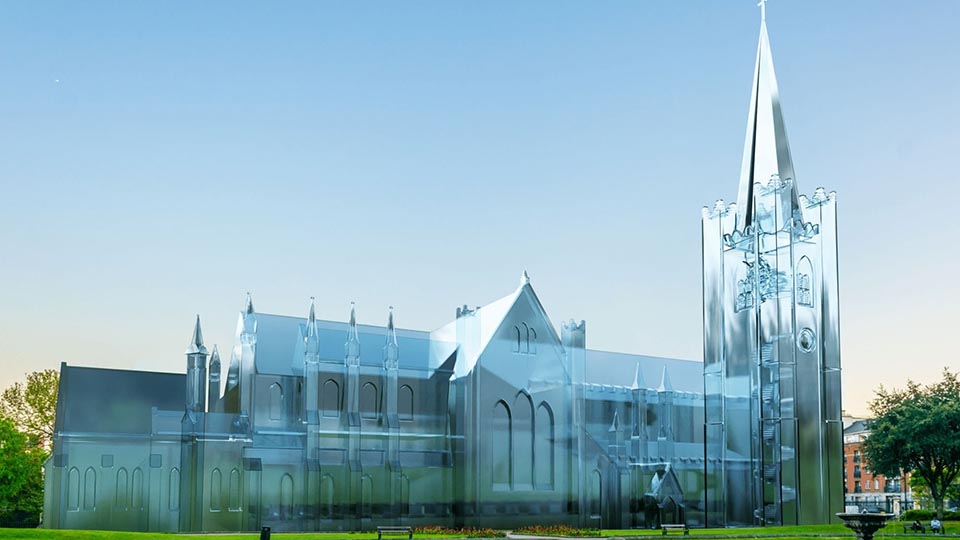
(735, 264, 754, 312)
(210, 468, 222, 511)
(796, 257, 814, 307)
(535, 402, 555, 490)
(169, 468, 180, 511)
(399, 385, 414, 422)
(268, 382, 283, 421)
(67, 467, 80, 511)
(361, 382, 379, 420)
(115, 468, 128, 510)
(322, 379, 340, 418)
(228, 468, 241, 511)
(512, 326, 521, 353)
(280, 474, 294, 520)
(83, 467, 97, 510)
(854, 450, 861, 463)
(492, 400, 512, 488)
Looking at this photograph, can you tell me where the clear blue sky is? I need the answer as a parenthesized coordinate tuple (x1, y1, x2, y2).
(1, 1, 957, 416)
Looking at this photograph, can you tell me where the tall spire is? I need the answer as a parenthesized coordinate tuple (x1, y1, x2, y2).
(209, 344, 221, 372)
(186, 315, 208, 355)
(736, 3, 799, 230)
(305, 297, 320, 357)
(657, 365, 673, 393)
(345, 302, 360, 363)
(631, 362, 646, 390)
(384, 306, 399, 368)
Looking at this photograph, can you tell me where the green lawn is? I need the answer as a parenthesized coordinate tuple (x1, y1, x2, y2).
(3, 522, 953, 540)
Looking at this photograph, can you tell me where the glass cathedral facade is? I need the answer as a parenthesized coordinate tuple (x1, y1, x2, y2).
(42, 15, 842, 533)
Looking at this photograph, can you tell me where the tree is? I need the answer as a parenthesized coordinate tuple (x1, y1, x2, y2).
(864, 368, 960, 519)
(0, 418, 44, 526)
(0, 369, 59, 452)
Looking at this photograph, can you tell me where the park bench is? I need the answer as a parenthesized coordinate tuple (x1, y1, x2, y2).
(902, 523, 926, 534)
(377, 526, 413, 540)
(661, 524, 689, 535)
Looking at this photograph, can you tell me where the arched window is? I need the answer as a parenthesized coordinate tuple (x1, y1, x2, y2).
(131, 468, 143, 510)
(228, 468, 241, 511)
(535, 402, 555, 490)
(210, 468, 222, 511)
(360, 474, 372, 517)
(67, 467, 80, 511)
(361, 382, 379, 420)
(320, 474, 335, 518)
(115, 468, 128, 510)
(796, 256, 815, 307)
(512, 326, 521, 353)
(399, 384, 414, 422)
(322, 379, 340, 418)
(280, 474, 294, 520)
(513, 392, 534, 488)
(528, 327, 537, 355)
(520, 323, 530, 354)
(83, 467, 97, 510)
(492, 400, 512, 487)
(169, 468, 180, 511)
(268, 382, 283, 421)
(400, 474, 410, 516)
(591, 469, 602, 517)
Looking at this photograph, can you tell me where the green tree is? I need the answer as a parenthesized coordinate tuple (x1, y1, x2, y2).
(0, 417, 44, 525)
(0, 369, 59, 452)
(864, 368, 960, 519)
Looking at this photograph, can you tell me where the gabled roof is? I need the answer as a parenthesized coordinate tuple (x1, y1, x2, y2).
(430, 275, 564, 379)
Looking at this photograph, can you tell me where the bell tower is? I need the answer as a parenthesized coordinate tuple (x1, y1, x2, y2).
(702, 4, 843, 526)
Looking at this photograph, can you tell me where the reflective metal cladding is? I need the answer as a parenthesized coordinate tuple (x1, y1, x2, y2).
(701, 15, 843, 528)
(42, 10, 841, 534)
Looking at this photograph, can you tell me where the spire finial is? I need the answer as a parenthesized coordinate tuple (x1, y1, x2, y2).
(758, 0, 767, 22)
(210, 344, 221, 366)
(520, 270, 530, 286)
(658, 365, 674, 393)
(308, 296, 316, 324)
(186, 315, 208, 355)
(244, 292, 255, 315)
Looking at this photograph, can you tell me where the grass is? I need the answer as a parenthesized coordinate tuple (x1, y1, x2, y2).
(3, 522, 956, 540)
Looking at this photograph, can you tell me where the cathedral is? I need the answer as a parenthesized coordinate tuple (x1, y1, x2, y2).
(42, 10, 842, 533)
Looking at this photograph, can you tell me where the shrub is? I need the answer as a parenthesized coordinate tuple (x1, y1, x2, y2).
(900, 509, 960, 521)
(513, 525, 602, 537)
(413, 525, 506, 538)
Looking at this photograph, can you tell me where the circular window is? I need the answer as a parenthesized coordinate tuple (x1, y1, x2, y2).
(797, 328, 817, 353)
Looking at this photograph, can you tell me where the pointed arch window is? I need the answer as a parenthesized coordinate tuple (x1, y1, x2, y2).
(399, 384, 414, 422)
(535, 402, 555, 490)
(115, 468, 128, 510)
(132, 468, 144, 510)
(168, 468, 180, 511)
(512, 326, 521, 353)
(228, 468, 241, 511)
(83, 467, 97, 510)
(268, 382, 283, 421)
(520, 323, 530, 354)
(210, 468, 222, 511)
(280, 474, 294, 520)
(528, 327, 537, 355)
(361, 382, 379, 420)
(513, 392, 534, 489)
(320, 474, 335, 518)
(360, 474, 373, 517)
(67, 467, 80, 511)
(796, 256, 815, 307)
(322, 379, 341, 418)
(492, 400, 512, 488)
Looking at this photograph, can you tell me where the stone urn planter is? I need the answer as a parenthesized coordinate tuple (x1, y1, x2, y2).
(836, 513, 894, 540)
